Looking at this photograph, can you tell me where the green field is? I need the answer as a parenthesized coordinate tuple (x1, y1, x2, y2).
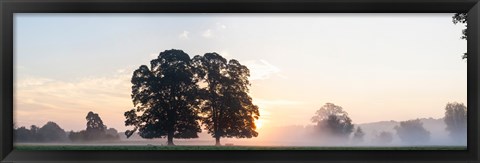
(15, 145, 467, 150)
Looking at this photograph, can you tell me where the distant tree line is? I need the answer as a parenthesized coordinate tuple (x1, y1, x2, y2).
(15, 121, 68, 143)
(124, 49, 259, 146)
(310, 101, 466, 145)
(15, 111, 120, 143)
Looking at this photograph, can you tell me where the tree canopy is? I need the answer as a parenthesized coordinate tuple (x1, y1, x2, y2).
(124, 49, 202, 145)
(311, 103, 354, 140)
(14, 122, 68, 142)
(69, 111, 120, 142)
(394, 119, 430, 144)
(193, 53, 259, 145)
(444, 102, 467, 143)
(452, 13, 467, 59)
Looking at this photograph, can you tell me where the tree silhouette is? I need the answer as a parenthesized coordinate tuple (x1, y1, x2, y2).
(193, 53, 259, 146)
(444, 102, 467, 143)
(352, 127, 365, 144)
(452, 13, 467, 59)
(14, 122, 68, 142)
(85, 111, 107, 140)
(394, 119, 430, 144)
(68, 111, 120, 142)
(38, 121, 68, 142)
(14, 126, 35, 142)
(311, 103, 354, 140)
(124, 49, 201, 146)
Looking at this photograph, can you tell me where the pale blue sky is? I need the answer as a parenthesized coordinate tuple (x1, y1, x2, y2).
(14, 13, 466, 132)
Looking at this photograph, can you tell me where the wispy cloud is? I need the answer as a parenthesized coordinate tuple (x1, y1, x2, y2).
(15, 68, 134, 131)
(179, 30, 190, 39)
(216, 23, 227, 29)
(244, 60, 286, 80)
(202, 29, 213, 38)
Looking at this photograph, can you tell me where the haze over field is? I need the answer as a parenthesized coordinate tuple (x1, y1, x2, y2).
(14, 13, 467, 147)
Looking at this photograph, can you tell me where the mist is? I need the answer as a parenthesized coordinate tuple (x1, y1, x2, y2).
(15, 117, 466, 147)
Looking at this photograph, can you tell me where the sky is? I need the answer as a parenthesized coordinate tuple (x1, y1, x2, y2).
(13, 13, 467, 134)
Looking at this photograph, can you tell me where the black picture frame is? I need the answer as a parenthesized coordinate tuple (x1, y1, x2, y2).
(1, 0, 479, 162)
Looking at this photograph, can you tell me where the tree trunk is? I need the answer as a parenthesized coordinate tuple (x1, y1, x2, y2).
(167, 131, 175, 146)
(215, 136, 221, 146)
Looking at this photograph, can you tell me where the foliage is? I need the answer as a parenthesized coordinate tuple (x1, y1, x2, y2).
(444, 102, 467, 143)
(85, 111, 107, 140)
(311, 103, 354, 139)
(394, 119, 430, 144)
(14, 122, 68, 142)
(124, 49, 202, 145)
(37, 122, 68, 142)
(452, 13, 467, 59)
(69, 111, 120, 142)
(193, 53, 259, 145)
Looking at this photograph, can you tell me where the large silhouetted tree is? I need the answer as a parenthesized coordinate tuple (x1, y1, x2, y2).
(444, 102, 467, 143)
(193, 53, 259, 146)
(453, 13, 467, 59)
(395, 119, 430, 144)
(311, 103, 354, 140)
(124, 49, 201, 146)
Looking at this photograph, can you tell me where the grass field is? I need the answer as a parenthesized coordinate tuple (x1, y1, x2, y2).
(15, 145, 467, 150)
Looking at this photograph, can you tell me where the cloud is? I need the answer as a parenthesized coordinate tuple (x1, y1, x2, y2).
(179, 30, 189, 39)
(15, 68, 134, 131)
(216, 23, 227, 29)
(244, 59, 286, 80)
(202, 29, 213, 38)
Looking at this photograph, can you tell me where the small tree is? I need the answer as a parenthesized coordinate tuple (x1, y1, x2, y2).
(352, 127, 365, 144)
(374, 131, 393, 145)
(85, 111, 107, 140)
(311, 103, 354, 140)
(394, 119, 430, 145)
(106, 128, 120, 139)
(444, 102, 467, 143)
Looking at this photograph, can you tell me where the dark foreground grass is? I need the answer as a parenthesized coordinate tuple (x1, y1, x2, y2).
(15, 145, 467, 150)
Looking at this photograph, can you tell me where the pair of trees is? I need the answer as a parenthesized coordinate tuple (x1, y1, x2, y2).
(69, 111, 120, 142)
(14, 122, 68, 142)
(124, 49, 259, 146)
